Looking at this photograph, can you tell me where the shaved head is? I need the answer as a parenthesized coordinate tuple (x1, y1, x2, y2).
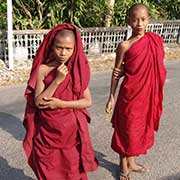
(128, 3, 149, 18)
(54, 29, 75, 43)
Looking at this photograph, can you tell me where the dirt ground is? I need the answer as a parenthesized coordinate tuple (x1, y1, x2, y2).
(0, 45, 179, 87)
(89, 45, 180, 72)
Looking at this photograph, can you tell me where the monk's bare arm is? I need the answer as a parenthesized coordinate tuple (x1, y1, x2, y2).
(109, 41, 128, 97)
(34, 64, 67, 107)
(59, 88, 92, 109)
(105, 41, 129, 113)
(40, 88, 92, 109)
(34, 65, 46, 98)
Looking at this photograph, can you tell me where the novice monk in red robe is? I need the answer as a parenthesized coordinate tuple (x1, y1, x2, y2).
(23, 23, 98, 180)
(106, 3, 166, 180)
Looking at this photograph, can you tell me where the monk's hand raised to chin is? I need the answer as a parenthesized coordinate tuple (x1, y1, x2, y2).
(55, 63, 68, 84)
(37, 97, 65, 109)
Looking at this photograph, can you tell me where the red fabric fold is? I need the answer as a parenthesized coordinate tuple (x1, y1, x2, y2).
(23, 23, 98, 180)
(111, 32, 167, 156)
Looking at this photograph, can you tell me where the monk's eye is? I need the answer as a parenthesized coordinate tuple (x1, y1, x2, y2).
(132, 19, 137, 23)
(56, 46, 62, 50)
(66, 48, 72, 51)
(142, 17, 147, 21)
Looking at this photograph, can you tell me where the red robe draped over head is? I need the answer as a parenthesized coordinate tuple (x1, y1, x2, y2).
(23, 23, 98, 180)
(111, 32, 167, 156)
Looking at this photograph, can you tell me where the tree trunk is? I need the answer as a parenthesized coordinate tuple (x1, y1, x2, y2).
(104, 0, 115, 27)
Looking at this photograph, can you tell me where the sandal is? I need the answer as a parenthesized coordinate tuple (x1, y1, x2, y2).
(119, 171, 130, 180)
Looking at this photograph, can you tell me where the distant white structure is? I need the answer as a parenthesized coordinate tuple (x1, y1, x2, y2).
(88, 39, 101, 55)
(14, 46, 28, 62)
(126, 25, 132, 39)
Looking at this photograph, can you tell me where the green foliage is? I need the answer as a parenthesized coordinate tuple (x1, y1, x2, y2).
(79, 0, 108, 27)
(42, 1, 67, 29)
(158, 0, 180, 19)
(0, 0, 7, 29)
(13, 0, 41, 29)
(43, 0, 108, 28)
(0, 0, 179, 30)
(42, 0, 86, 28)
(113, 0, 167, 26)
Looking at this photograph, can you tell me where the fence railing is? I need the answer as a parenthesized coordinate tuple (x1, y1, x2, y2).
(0, 20, 180, 62)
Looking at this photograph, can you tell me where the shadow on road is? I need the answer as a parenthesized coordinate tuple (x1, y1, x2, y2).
(0, 156, 34, 180)
(0, 112, 25, 141)
(160, 173, 180, 180)
(95, 151, 119, 180)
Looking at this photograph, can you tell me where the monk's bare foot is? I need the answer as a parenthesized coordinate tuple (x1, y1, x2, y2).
(119, 156, 130, 180)
(129, 163, 149, 173)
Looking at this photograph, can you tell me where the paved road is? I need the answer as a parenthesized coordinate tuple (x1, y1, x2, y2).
(0, 61, 180, 180)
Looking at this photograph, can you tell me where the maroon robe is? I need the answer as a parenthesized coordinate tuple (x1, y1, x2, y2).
(23, 23, 98, 180)
(111, 32, 167, 156)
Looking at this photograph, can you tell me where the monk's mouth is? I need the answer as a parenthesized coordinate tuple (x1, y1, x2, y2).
(137, 28, 144, 31)
(59, 57, 67, 61)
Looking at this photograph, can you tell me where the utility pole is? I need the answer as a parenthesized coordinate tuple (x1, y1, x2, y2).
(7, 0, 14, 70)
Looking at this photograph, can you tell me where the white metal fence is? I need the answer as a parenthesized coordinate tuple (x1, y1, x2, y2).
(0, 20, 180, 62)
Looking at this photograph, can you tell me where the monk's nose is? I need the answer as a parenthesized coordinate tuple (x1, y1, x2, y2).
(138, 19, 143, 26)
(61, 49, 66, 55)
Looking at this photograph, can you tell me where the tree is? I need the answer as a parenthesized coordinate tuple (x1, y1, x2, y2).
(0, 0, 7, 29)
(0, 0, 179, 30)
(13, 0, 44, 29)
(104, 0, 115, 27)
(113, 0, 167, 26)
(158, 0, 180, 19)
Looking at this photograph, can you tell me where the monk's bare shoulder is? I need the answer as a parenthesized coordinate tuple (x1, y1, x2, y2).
(116, 40, 131, 55)
(114, 40, 131, 67)
(39, 64, 48, 74)
(38, 64, 53, 79)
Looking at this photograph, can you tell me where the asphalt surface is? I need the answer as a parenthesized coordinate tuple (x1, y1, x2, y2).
(0, 60, 180, 180)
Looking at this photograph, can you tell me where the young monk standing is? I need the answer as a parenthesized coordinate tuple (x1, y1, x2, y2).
(106, 3, 167, 180)
(23, 23, 98, 180)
